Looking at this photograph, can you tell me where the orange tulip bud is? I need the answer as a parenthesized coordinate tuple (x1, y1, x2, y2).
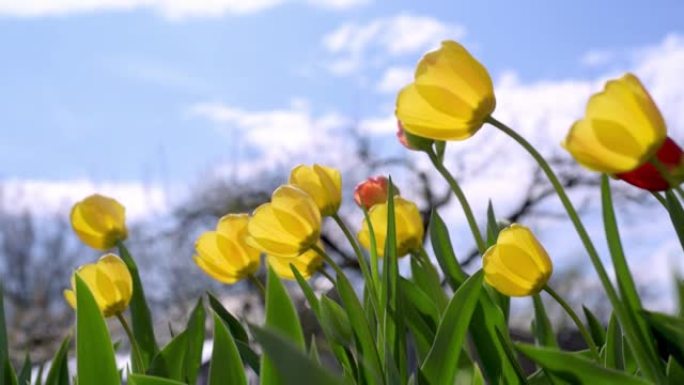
(354, 176, 399, 210)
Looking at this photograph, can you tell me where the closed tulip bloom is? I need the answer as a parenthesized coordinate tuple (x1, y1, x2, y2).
(358, 196, 424, 258)
(267, 246, 324, 280)
(194, 214, 261, 284)
(563, 73, 667, 174)
(616, 137, 684, 191)
(289, 164, 342, 216)
(354, 176, 399, 210)
(396, 40, 496, 141)
(70, 194, 128, 250)
(64, 254, 133, 317)
(483, 224, 553, 297)
(247, 185, 321, 258)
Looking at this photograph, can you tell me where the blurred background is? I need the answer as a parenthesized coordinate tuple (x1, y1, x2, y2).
(0, 0, 683, 366)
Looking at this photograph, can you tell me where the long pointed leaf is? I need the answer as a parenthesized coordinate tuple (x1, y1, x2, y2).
(209, 313, 247, 385)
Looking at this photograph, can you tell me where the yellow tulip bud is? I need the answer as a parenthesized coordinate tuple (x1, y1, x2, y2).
(266, 246, 324, 280)
(357, 196, 424, 258)
(194, 214, 261, 284)
(247, 184, 321, 258)
(63, 254, 133, 317)
(289, 164, 342, 216)
(563, 73, 667, 174)
(70, 194, 128, 250)
(483, 224, 553, 297)
(396, 40, 496, 141)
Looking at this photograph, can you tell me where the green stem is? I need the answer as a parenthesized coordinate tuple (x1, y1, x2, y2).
(319, 268, 336, 285)
(427, 150, 486, 253)
(332, 214, 378, 299)
(651, 191, 668, 208)
(488, 116, 665, 383)
(651, 158, 684, 201)
(116, 312, 146, 373)
(362, 209, 381, 290)
(248, 274, 265, 299)
(312, 244, 344, 278)
(543, 286, 599, 361)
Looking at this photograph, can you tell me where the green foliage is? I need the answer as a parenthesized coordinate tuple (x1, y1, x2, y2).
(208, 313, 247, 385)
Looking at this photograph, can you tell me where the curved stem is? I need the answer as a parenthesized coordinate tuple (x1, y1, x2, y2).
(116, 312, 146, 373)
(427, 150, 486, 253)
(543, 286, 599, 361)
(651, 191, 668, 208)
(362, 209, 381, 288)
(248, 274, 265, 299)
(489, 116, 665, 383)
(312, 244, 344, 278)
(319, 268, 336, 285)
(651, 158, 684, 201)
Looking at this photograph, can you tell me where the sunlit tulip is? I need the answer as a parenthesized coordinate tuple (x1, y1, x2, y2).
(194, 214, 261, 284)
(483, 224, 553, 297)
(63, 254, 133, 317)
(563, 73, 667, 174)
(354, 176, 399, 210)
(247, 184, 321, 258)
(70, 194, 128, 250)
(357, 196, 423, 258)
(616, 137, 684, 191)
(267, 246, 324, 280)
(289, 164, 342, 216)
(396, 40, 496, 141)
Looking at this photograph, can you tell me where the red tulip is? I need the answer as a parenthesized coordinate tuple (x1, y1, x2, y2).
(616, 137, 684, 191)
(354, 176, 399, 210)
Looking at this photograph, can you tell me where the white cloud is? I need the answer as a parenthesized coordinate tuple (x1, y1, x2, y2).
(376, 66, 413, 94)
(0, 179, 168, 220)
(322, 14, 466, 75)
(0, 0, 367, 19)
(188, 99, 354, 173)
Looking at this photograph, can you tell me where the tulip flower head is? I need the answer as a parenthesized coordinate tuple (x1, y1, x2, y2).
(247, 184, 321, 258)
(563, 73, 667, 175)
(354, 176, 399, 210)
(616, 137, 684, 191)
(267, 245, 324, 280)
(396, 40, 496, 141)
(483, 224, 553, 297)
(194, 213, 261, 284)
(70, 194, 128, 250)
(64, 254, 133, 317)
(358, 196, 424, 258)
(289, 164, 342, 217)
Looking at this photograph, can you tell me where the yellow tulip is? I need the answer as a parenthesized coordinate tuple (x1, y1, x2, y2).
(194, 213, 261, 284)
(396, 40, 496, 141)
(63, 254, 133, 317)
(563, 73, 667, 174)
(289, 164, 342, 216)
(357, 196, 424, 258)
(483, 224, 553, 297)
(267, 246, 324, 280)
(247, 184, 321, 258)
(70, 194, 128, 250)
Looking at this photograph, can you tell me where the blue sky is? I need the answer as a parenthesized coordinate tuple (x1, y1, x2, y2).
(1, 0, 683, 183)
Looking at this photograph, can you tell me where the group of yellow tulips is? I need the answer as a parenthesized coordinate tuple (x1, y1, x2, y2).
(33, 38, 684, 385)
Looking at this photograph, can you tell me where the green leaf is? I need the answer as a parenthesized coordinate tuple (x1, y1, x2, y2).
(75, 275, 121, 385)
(667, 356, 684, 385)
(207, 292, 260, 374)
(582, 306, 606, 347)
(17, 354, 30, 385)
(2, 361, 16, 385)
(604, 313, 624, 370)
(127, 374, 186, 385)
(44, 337, 70, 385)
(675, 276, 684, 318)
(251, 326, 345, 385)
(642, 311, 684, 366)
(209, 313, 247, 385)
(532, 295, 557, 348)
(0, 285, 10, 385)
(419, 270, 483, 385)
(664, 190, 684, 251)
(399, 278, 438, 361)
(517, 344, 652, 385)
(147, 331, 189, 381)
(319, 297, 353, 345)
(410, 256, 448, 313)
(183, 298, 205, 384)
(260, 266, 305, 385)
(117, 242, 159, 367)
(429, 210, 467, 289)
